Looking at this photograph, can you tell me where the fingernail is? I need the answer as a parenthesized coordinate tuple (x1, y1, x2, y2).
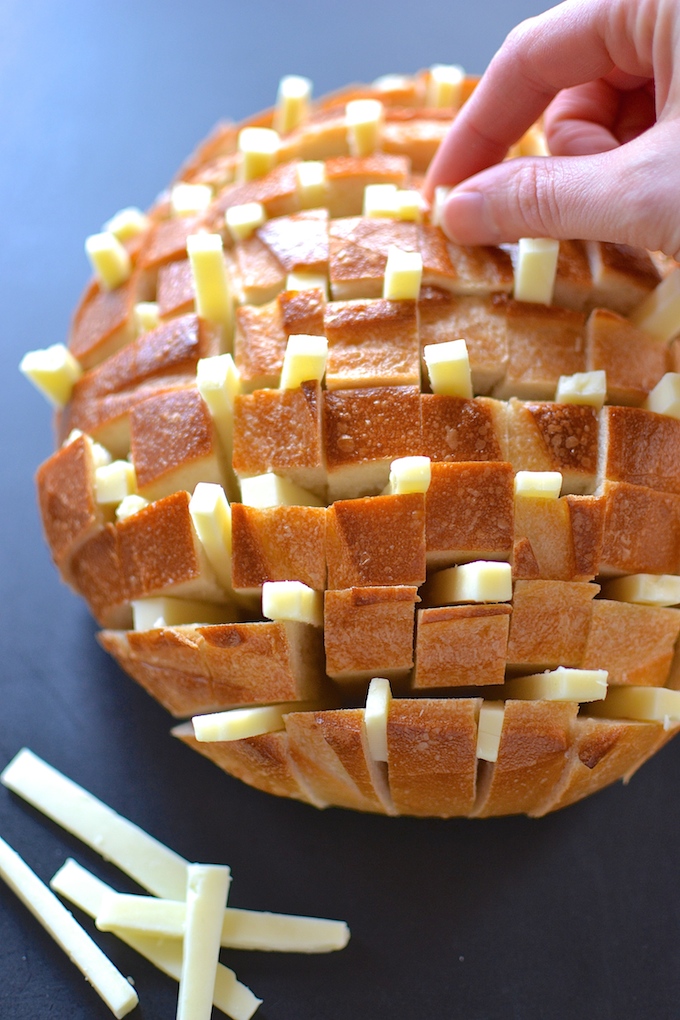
(442, 191, 500, 245)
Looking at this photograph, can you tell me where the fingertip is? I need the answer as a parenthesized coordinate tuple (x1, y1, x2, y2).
(441, 190, 502, 246)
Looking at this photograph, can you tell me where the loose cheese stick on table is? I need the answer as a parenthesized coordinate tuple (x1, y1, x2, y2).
(177, 864, 232, 1020)
(0, 837, 138, 1019)
(95, 888, 351, 952)
(1, 748, 188, 899)
(51, 859, 261, 1020)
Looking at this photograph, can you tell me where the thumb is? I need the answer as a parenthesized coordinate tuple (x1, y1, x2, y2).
(439, 129, 680, 255)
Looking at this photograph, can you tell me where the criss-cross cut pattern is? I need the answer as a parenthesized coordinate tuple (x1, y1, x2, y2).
(32, 70, 680, 817)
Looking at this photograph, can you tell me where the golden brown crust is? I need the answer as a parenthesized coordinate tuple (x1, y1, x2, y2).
(234, 288, 326, 391)
(323, 385, 422, 500)
(581, 600, 680, 686)
(599, 406, 680, 495)
(130, 387, 223, 501)
(285, 709, 390, 813)
(494, 301, 586, 401)
(231, 503, 327, 593)
(425, 461, 514, 568)
(418, 290, 509, 393)
(473, 700, 577, 817)
(323, 585, 419, 685)
(177, 727, 318, 805)
(420, 394, 504, 462)
(36, 435, 105, 580)
(531, 716, 668, 815)
(326, 493, 426, 588)
(69, 276, 140, 369)
(329, 217, 418, 300)
(233, 381, 325, 496)
(413, 604, 511, 688)
(325, 298, 420, 389)
(506, 580, 598, 671)
(386, 698, 480, 817)
(599, 481, 680, 576)
(586, 308, 669, 406)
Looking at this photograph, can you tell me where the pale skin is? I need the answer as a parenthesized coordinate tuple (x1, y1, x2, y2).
(423, 0, 680, 257)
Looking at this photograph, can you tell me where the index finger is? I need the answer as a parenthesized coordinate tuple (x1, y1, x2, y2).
(423, 0, 655, 198)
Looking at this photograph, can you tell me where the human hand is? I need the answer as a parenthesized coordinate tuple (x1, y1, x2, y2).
(423, 0, 680, 257)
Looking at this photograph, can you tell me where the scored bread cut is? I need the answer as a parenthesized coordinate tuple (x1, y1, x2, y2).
(29, 68, 680, 817)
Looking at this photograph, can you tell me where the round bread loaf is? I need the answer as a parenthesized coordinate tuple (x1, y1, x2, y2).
(33, 70, 680, 817)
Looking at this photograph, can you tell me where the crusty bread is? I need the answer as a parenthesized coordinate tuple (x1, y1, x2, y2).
(34, 71, 680, 816)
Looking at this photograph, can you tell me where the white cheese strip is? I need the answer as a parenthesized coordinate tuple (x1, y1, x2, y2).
(346, 99, 383, 157)
(85, 231, 132, 291)
(116, 494, 149, 521)
(134, 301, 160, 334)
(1, 748, 188, 899)
(601, 573, 680, 607)
(426, 64, 464, 108)
(383, 246, 422, 300)
(430, 186, 451, 229)
(364, 677, 392, 763)
(187, 233, 233, 330)
(239, 473, 323, 508)
(178, 864, 232, 1020)
(514, 470, 562, 500)
(644, 372, 680, 419)
(555, 370, 607, 409)
(52, 860, 262, 1020)
(426, 561, 513, 605)
(93, 885, 350, 953)
(237, 127, 280, 182)
(386, 456, 431, 495)
(363, 183, 398, 218)
(587, 685, 680, 727)
(0, 838, 138, 1019)
(197, 354, 242, 454)
(95, 460, 137, 505)
(285, 271, 329, 299)
(225, 202, 266, 243)
(192, 703, 310, 743)
(189, 482, 233, 591)
(395, 190, 423, 222)
(630, 266, 680, 342)
(171, 182, 212, 217)
(103, 206, 149, 242)
(514, 238, 559, 305)
(274, 75, 312, 135)
(20, 343, 83, 408)
(476, 701, 505, 763)
(373, 73, 412, 92)
(503, 666, 608, 702)
(423, 338, 472, 397)
(262, 580, 323, 627)
(63, 431, 112, 468)
(279, 334, 328, 389)
(131, 596, 234, 631)
(296, 161, 327, 209)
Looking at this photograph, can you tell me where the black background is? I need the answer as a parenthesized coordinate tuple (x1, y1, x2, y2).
(2, 1, 679, 1017)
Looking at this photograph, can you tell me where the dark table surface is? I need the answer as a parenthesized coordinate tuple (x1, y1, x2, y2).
(2, 1, 680, 1017)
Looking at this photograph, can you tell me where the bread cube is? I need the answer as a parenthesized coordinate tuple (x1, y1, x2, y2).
(413, 604, 511, 688)
(323, 385, 422, 500)
(585, 308, 669, 406)
(233, 381, 325, 497)
(231, 503, 326, 594)
(506, 579, 599, 671)
(325, 297, 419, 389)
(326, 492, 426, 588)
(425, 461, 514, 568)
(324, 585, 419, 685)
